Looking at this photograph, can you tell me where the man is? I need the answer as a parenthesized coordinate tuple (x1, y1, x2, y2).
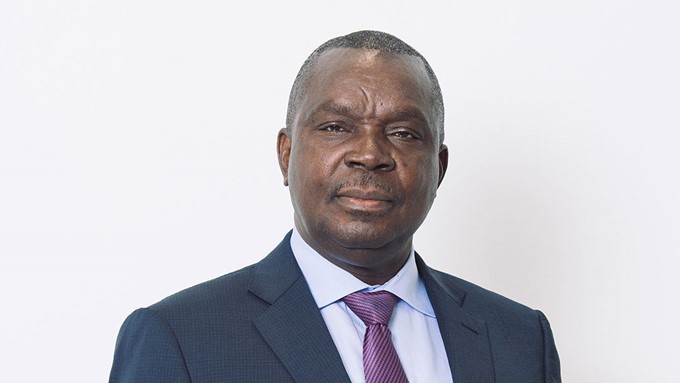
(110, 31, 561, 383)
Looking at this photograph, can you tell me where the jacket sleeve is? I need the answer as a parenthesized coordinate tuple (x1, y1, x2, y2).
(109, 308, 191, 383)
(537, 310, 561, 383)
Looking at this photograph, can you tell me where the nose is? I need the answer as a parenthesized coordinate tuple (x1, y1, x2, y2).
(343, 130, 395, 171)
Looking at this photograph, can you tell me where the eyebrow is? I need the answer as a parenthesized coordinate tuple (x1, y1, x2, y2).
(389, 109, 429, 124)
(307, 102, 356, 120)
(306, 101, 430, 125)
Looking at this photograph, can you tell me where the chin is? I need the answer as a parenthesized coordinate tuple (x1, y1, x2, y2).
(329, 223, 399, 250)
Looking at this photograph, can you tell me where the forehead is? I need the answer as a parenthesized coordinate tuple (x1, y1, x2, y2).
(307, 48, 432, 95)
(298, 48, 436, 121)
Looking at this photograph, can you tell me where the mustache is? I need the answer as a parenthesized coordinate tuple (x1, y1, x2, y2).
(330, 173, 395, 196)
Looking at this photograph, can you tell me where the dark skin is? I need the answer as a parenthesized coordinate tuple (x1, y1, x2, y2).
(278, 48, 448, 285)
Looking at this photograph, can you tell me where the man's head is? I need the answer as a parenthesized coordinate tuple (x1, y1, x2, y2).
(278, 31, 448, 284)
(286, 30, 445, 146)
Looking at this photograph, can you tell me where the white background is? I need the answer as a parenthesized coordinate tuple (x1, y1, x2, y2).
(1, 1, 679, 381)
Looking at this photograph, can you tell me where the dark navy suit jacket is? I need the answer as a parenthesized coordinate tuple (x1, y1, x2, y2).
(110, 232, 561, 382)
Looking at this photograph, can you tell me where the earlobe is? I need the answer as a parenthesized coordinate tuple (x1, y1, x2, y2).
(277, 128, 292, 186)
(437, 144, 449, 187)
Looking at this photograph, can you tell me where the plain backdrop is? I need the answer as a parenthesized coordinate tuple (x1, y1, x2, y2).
(1, 1, 678, 381)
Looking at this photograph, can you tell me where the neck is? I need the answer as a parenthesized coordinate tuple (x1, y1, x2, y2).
(299, 231, 413, 285)
(335, 254, 409, 285)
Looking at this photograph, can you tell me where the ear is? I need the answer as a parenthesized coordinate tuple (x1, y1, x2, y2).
(437, 144, 448, 187)
(277, 128, 292, 186)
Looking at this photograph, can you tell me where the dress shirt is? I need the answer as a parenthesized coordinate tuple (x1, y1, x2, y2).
(291, 229, 454, 383)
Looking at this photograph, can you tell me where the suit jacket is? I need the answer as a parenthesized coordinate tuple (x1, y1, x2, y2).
(110, 232, 561, 382)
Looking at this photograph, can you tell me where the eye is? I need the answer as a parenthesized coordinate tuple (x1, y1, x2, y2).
(389, 129, 421, 140)
(321, 124, 346, 133)
(393, 131, 413, 138)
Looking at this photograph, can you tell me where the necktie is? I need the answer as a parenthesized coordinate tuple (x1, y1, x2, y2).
(342, 291, 409, 383)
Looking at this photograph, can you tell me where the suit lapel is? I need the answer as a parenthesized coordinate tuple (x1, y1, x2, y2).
(249, 234, 351, 383)
(417, 254, 497, 383)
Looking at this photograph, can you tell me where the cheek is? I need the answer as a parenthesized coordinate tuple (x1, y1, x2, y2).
(288, 147, 335, 200)
(400, 152, 433, 175)
(399, 155, 439, 196)
(295, 143, 341, 176)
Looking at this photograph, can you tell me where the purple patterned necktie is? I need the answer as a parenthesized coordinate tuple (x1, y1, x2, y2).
(342, 291, 409, 383)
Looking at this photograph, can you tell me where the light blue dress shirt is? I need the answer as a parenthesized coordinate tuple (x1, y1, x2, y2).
(291, 229, 454, 383)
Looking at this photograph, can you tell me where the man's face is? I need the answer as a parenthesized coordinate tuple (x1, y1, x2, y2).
(278, 48, 448, 270)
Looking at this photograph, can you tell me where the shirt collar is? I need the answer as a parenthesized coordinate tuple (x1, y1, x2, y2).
(290, 228, 435, 317)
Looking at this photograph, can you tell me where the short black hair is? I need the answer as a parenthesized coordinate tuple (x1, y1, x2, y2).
(286, 30, 445, 145)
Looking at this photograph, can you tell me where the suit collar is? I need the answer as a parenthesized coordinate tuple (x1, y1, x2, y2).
(416, 253, 497, 383)
(248, 232, 351, 383)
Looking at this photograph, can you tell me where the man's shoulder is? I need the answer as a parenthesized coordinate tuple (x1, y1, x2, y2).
(423, 264, 561, 381)
(149, 264, 256, 314)
(424, 263, 539, 319)
(144, 233, 296, 323)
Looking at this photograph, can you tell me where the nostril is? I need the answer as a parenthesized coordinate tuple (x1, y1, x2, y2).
(346, 160, 365, 169)
(374, 162, 392, 171)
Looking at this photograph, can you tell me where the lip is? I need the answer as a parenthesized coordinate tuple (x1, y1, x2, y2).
(336, 188, 393, 202)
(335, 188, 394, 213)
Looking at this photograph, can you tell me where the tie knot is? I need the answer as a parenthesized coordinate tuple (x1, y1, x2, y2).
(342, 291, 399, 326)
